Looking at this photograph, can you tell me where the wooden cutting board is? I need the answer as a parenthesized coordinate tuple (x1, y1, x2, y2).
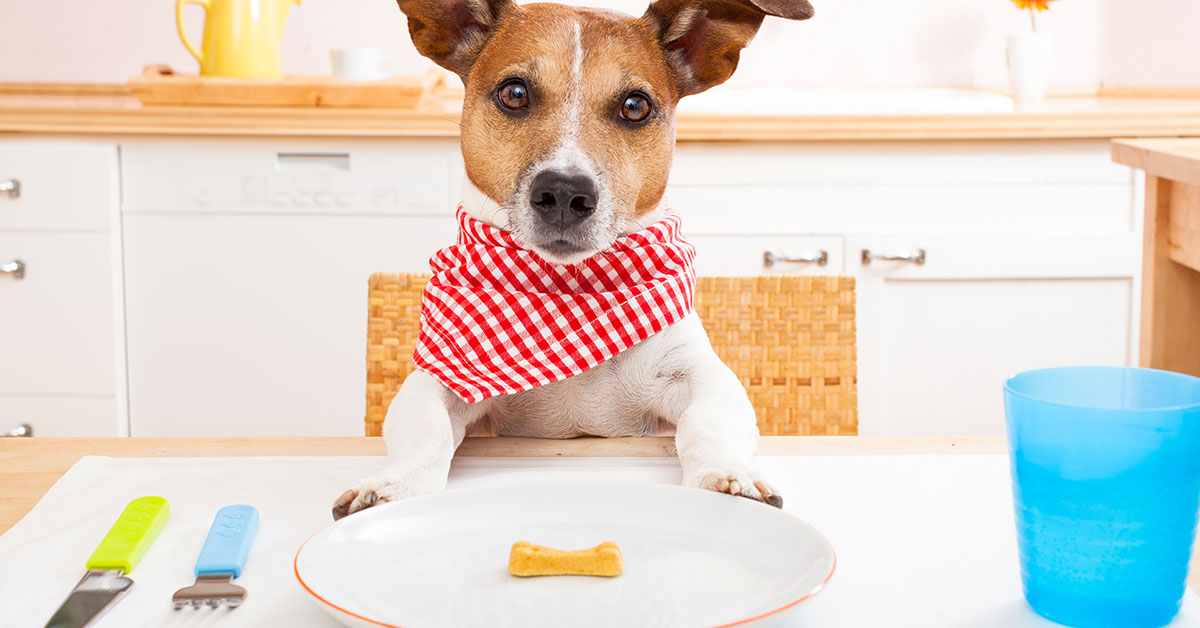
(127, 65, 444, 108)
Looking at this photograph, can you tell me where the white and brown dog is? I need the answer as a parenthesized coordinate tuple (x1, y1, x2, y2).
(333, 0, 814, 520)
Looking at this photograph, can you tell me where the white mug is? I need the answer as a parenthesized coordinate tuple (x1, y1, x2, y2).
(330, 48, 398, 81)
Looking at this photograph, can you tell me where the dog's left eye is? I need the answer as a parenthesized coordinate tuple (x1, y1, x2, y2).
(496, 79, 531, 113)
(619, 92, 653, 123)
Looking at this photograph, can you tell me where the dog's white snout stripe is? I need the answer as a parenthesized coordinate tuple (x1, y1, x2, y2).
(543, 20, 590, 177)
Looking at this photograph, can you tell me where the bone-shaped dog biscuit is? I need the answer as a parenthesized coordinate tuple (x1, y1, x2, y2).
(508, 541, 623, 577)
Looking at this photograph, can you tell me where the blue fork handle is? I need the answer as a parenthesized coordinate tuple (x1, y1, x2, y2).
(194, 505, 259, 578)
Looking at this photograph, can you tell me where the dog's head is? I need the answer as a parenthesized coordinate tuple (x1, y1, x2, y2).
(397, 0, 813, 263)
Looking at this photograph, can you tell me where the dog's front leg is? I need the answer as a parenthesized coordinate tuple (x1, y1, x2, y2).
(332, 370, 475, 519)
(674, 352, 784, 509)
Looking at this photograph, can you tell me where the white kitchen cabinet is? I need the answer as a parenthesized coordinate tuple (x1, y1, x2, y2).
(690, 235, 845, 276)
(0, 133, 1150, 437)
(105, 136, 1142, 438)
(0, 233, 117, 394)
(120, 139, 460, 437)
(121, 138, 459, 215)
(670, 139, 1141, 436)
(848, 233, 1137, 435)
(0, 396, 117, 438)
(668, 183, 1131, 235)
(0, 140, 123, 437)
(0, 142, 115, 232)
(122, 214, 455, 437)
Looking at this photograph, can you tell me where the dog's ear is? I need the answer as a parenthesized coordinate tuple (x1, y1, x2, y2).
(395, 0, 514, 77)
(640, 0, 813, 97)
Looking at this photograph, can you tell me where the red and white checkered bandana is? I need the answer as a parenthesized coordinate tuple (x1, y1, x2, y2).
(413, 206, 697, 403)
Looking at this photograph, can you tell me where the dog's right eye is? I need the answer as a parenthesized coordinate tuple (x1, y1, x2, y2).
(495, 79, 531, 114)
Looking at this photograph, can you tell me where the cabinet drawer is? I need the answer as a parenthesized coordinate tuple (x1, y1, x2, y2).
(0, 233, 115, 395)
(0, 141, 117, 232)
(0, 395, 118, 437)
(846, 232, 1138, 279)
(691, 235, 845, 276)
(670, 182, 1133, 235)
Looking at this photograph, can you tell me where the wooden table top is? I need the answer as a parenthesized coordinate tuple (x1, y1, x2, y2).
(0, 435, 1001, 534)
(1113, 137, 1200, 187)
(7, 84, 1200, 140)
(4, 435, 1196, 592)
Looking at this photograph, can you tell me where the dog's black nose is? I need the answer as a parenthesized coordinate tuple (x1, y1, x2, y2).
(529, 170, 597, 228)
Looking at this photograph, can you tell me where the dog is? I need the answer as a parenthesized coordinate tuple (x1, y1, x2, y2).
(332, 0, 814, 520)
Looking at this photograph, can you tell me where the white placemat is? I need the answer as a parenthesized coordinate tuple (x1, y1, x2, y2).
(1, 454, 1196, 627)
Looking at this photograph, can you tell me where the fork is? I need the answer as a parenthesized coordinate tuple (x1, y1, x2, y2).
(173, 505, 259, 610)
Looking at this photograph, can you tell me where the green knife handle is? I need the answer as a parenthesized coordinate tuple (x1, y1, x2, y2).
(85, 496, 170, 574)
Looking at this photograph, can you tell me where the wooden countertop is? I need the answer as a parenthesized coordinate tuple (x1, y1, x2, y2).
(6, 84, 1200, 140)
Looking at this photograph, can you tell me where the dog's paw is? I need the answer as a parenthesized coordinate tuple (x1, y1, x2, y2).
(685, 467, 784, 509)
(331, 486, 381, 520)
(331, 469, 447, 520)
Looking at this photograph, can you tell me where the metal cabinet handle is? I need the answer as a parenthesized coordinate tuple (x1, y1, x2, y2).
(3, 424, 33, 437)
(0, 179, 18, 200)
(2, 259, 25, 279)
(763, 250, 828, 267)
(861, 248, 926, 266)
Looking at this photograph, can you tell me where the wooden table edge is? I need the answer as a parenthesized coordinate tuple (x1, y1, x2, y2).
(3, 436, 1195, 593)
(1112, 137, 1200, 188)
(0, 436, 1002, 533)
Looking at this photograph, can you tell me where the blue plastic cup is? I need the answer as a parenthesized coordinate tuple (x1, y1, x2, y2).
(1004, 366, 1200, 627)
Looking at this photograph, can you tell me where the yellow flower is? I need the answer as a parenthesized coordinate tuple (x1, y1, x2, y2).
(1011, 0, 1057, 10)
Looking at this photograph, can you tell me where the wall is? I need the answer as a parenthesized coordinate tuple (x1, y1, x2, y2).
(1103, 0, 1200, 87)
(0, 0, 1196, 89)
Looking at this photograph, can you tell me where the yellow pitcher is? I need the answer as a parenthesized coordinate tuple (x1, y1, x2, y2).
(176, 0, 301, 78)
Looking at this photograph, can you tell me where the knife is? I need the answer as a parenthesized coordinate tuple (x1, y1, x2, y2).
(44, 496, 170, 628)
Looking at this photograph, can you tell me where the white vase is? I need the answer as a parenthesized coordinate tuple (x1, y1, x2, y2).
(1006, 32, 1051, 104)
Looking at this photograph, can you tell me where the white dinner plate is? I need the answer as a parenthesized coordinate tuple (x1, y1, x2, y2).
(295, 481, 835, 628)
